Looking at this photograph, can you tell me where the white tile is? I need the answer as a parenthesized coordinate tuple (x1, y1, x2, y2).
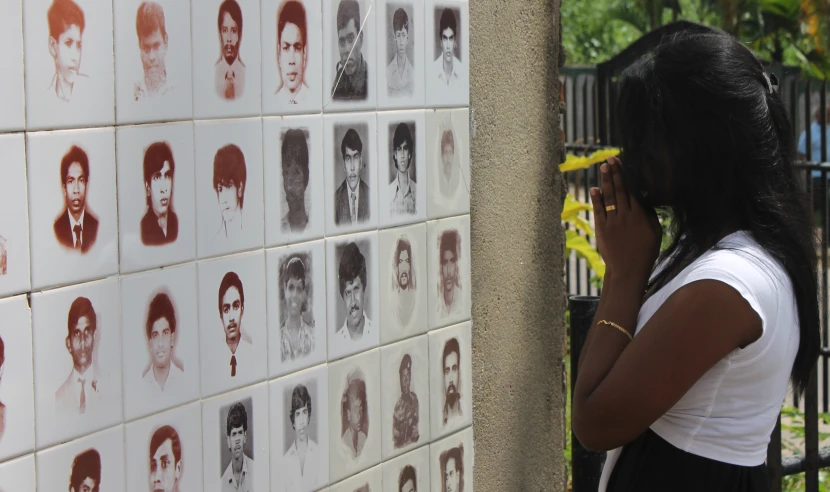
(328, 464, 383, 492)
(36, 425, 126, 492)
(427, 215, 471, 330)
(322, 0, 378, 112)
(380, 335, 430, 460)
(376, 0, 426, 110)
(429, 427, 473, 492)
(428, 322, 472, 441)
(0, 296, 35, 461)
(0, 0, 25, 132)
(382, 444, 430, 492)
(0, 134, 30, 297)
(378, 223, 428, 344)
(0, 454, 35, 491)
(426, 108, 470, 220)
(376, 110, 427, 228)
(423, 1, 469, 108)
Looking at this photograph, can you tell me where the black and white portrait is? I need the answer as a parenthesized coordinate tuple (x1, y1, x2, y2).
(384, 4, 414, 97)
(0, 296, 35, 462)
(379, 224, 427, 343)
(324, 0, 376, 110)
(378, 112, 427, 227)
(429, 321, 472, 440)
(335, 241, 372, 343)
(35, 426, 125, 492)
(425, 1, 469, 107)
(428, 215, 471, 329)
(440, 446, 464, 492)
(280, 128, 311, 234)
(388, 122, 416, 216)
(0, 135, 31, 298)
(219, 399, 255, 489)
(381, 335, 429, 459)
(0, 0, 24, 132)
(279, 253, 316, 361)
(381, 444, 430, 492)
(326, 114, 378, 235)
(430, 428, 472, 492)
(340, 368, 368, 460)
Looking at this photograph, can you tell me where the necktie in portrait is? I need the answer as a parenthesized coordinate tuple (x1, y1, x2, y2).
(78, 378, 86, 414)
(74, 224, 82, 250)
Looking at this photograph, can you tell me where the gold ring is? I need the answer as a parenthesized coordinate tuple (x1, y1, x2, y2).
(605, 204, 617, 212)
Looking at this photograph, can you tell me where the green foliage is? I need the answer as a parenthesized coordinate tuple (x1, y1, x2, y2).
(779, 404, 830, 491)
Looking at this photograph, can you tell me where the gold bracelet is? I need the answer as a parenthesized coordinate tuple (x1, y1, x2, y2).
(598, 319, 633, 341)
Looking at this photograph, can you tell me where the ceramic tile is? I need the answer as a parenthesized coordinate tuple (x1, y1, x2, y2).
(0, 296, 35, 462)
(116, 122, 197, 274)
(428, 322, 472, 441)
(423, 1, 469, 108)
(261, 0, 324, 115)
(380, 335, 430, 460)
(0, 0, 24, 132)
(378, 224, 428, 344)
(0, 454, 35, 491)
(23, 0, 115, 130)
(121, 263, 201, 421)
(198, 250, 269, 398)
(267, 240, 328, 378)
(326, 231, 380, 361)
(263, 115, 326, 247)
(195, 118, 265, 259)
(114, 0, 194, 124)
(329, 464, 383, 492)
(426, 108, 470, 220)
(328, 349, 382, 484)
(322, 0, 377, 112)
(427, 215, 471, 330)
(192, 0, 263, 119)
(202, 382, 270, 492)
(0, 135, 30, 297)
(376, 0, 426, 110)
(26, 128, 119, 290)
(36, 425, 126, 492)
(324, 112, 379, 236)
(270, 363, 330, 491)
(125, 402, 204, 492)
(31, 278, 123, 449)
(376, 110, 427, 228)
(429, 427, 473, 492)
(382, 444, 430, 492)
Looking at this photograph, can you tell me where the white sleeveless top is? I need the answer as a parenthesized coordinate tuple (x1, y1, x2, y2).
(598, 231, 800, 491)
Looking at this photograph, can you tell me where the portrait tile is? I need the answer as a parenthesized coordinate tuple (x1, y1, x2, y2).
(377, 110, 427, 228)
(380, 335, 430, 460)
(121, 263, 200, 421)
(429, 427, 473, 492)
(114, 0, 194, 124)
(23, 0, 115, 130)
(426, 108, 470, 220)
(323, 0, 378, 112)
(36, 425, 126, 492)
(376, 0, 426, 110)
(202, 383, 270, 492)
(0, 454, 35, 491)
(324, 112, 379, 236)
(0, 0, 24, 132)
(428, 322, 472, 441)
(195, 117, 265, 259)
(0, 135, 31, 298)
(270, 363, 330, 492)
(267, 240, 328, 379)
(424, 0, 469, 108)
(125, 401, 204, 492)
(427, 215, 471, 330)
(326, 232, 380, 362)
(262, 0, 324, 115)
(328, 464, 383, 492)
(378, 223, 428, 344)
(31, 278, 123, 449)
(198, 250, 268, 398)
(0, 296, 35, 462)
(26, 128, 119, 290)
(328, 349, 382, 484)
(116, 121, 197, 274)
(382, 443, 430, 492)
(192, 0, 263, 119)
(264, 115, 325, 247)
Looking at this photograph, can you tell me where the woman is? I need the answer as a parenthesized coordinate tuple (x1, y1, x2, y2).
(280, 256, 315, 361)
(572, 31, 820, 491)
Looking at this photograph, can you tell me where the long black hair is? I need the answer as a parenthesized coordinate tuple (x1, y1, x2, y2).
(615, 30, 819, 399)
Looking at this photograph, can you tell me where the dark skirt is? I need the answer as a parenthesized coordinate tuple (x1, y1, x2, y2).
(606, 428, 770, 492)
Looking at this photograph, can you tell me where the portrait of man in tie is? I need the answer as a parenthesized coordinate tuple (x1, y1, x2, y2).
(217, 271, 252, 378)
(55, 297, 101, 415)
(334, 127, 370, 225)
(54, 145, 99, 253)
(214, 0, 246, 101)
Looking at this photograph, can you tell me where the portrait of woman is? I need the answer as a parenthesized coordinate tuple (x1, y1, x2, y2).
(279, 253, 315, 362)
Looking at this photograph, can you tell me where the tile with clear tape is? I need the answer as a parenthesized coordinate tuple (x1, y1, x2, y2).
(326, 231, 380, 362)
(23, 0, 115, 130)
(378, 223, 428, 345)
(121, 263, 200, 421)
(430, 427, 473, 492)
(427, 215, 471, 330)
(423, 0, 469, 108)
(267, 240, 328, 379)
(0, 134, 30, 298)
(261, 0, 324, 116)
(328, 348, 381, 484)
(125, 401, 204, 492)
(428, 321, 472, 441)
(116, 121, 196, 274)
(191, 0, 262, 119)
(270, 363, 330, 492)
(0, 296, 35, 462)
(380, 335, 430, 460)
(377, 110, 427, 228)
(0, 0, 24, 132)
(114, 0, 194, 124)
(0, 454, 35, 491)
(31, 277, 123, 449)
(426, 108, 470, 220)
(202, 382, 270, 492)
(328, 464, 383, 492)
(26, 127, 119, 290)
(324, 112, 379, 236)
(198, 250, 268, 398)
(376, 0, 426, 110)
(36, 425, 126, 492)
(322, 0, 377, 112)
(264, 115, 325, 247)
(382, 444, 430, 492)
(195, 117, 265, 259)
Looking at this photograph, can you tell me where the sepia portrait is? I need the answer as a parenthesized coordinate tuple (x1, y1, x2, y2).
(392, 237, 416, 326)
(36, 425, 125, 492)
(327, 463, 382, 492)
(340, 368, 369, 460)
(141, 141, 178, 246)
(381, 334, 429, 459)
(439, 445, 464, 492)
(280, 128, 312, 234)
(332, 0, 369, 101)
(392, 354, 420, 448)
(55, 297, 103, 414)
(0, 135, 31, 298)
(275, 0, 309, 106)
(436, 229, 462, 318)
(399, 464, 417, 492)
(217, 272, 253, 378)
(279, 253, 316, 362)
(213, 144, 247, 239)
(0, 0, 24, 132)
(428, 216, 470, 329)
(69, 448, 101, 492)
(142, 290, 186, 397)
(47, 0, 88, 103)
(134, 1, 173, 101)
(427, 109, 470, 219)
(0, 296, 35, 462)
(377, 224, 428, 342)
(440, 337, 462, 425)
(334, 124, 371, 226)
(381, 443, 430, 492)
(384, 4, 415, 98)
(149, 424, 184, 492)
(335, 241, 373, 343)
(54, 145, 99, 253)
(429, 322, 472, 439)
(218, 399, 254, 490)
(214, 0, 246, 101)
